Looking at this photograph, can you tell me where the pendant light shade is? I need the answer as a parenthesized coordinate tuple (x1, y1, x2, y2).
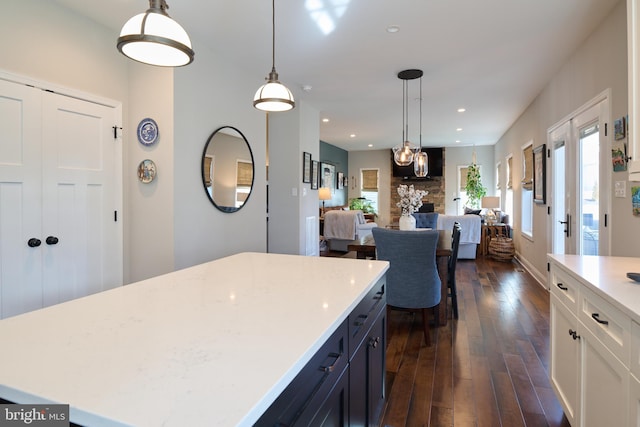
(117, 0, 194, 67)
(413, 72, 429, 177)
(254, 0, 295, 112)
(393, 69, 422, 167)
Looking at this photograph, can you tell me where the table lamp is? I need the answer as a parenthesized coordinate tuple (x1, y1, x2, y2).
(319, 187, 331, 216)
(481, 196, 501, 225)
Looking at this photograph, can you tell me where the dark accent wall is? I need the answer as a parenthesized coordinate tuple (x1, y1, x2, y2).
(319, 141, 348, 207)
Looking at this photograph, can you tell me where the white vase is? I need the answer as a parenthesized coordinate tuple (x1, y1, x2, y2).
(399, 214, 416, 231)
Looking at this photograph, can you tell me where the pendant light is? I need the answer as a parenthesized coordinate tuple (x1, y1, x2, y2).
(414, 71, 429, 177)
(117, 0, 194, 67)
(254, 0, 295, 112)
(393, 70, 421, 167)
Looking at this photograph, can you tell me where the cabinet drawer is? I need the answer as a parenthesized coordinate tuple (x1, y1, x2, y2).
(255, 320, 348, 427)
(579, 286, 631, 366)
(549, 264, 579, 314)
(349, 277, 386, 358)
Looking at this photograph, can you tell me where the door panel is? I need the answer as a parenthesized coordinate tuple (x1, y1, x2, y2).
(0, 81, 43, 318)
(42, 91, 121, 306)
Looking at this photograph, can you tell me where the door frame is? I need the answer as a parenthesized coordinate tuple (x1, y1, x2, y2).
(546, 89, 611, 256)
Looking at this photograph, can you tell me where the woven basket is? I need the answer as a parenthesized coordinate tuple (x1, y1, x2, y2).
(488, 236, 515, 261)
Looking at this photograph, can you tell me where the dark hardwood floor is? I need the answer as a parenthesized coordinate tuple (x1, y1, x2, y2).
(322, 247, 570, 426)
(380, 255, 571, 427)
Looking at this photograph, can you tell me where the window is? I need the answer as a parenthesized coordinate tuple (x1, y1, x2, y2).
(360, 169, 379, 213)
(496, 162, 501, 190)
(521, 143, 533, 236)
(236, 160, 253, 208)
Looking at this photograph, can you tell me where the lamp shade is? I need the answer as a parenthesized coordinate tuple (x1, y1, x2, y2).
(253, 71, 295, 112)
(481, 196, 501, 209)
(117, 0, 194, 67)
(318, 187, 332, 201)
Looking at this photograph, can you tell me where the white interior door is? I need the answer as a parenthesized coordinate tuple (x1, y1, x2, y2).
(42, 91, 122, 305)
(0, 78, 122, 317)
(0, 81, 44, 317)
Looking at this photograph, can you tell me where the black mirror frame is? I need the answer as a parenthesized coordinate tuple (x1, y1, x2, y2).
(201, 126, 255, 213)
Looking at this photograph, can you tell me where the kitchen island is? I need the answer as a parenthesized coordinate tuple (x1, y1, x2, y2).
(0, 252, 389, 426)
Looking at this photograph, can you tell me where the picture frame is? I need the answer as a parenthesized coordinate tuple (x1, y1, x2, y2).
(337, 172, 344, 189)
(302, 152, 312, 183)
(320, 162, 335, 190)
(533, 144, 546, 204)
(311, 160, 319, 190)
(614, 117, 626, 140)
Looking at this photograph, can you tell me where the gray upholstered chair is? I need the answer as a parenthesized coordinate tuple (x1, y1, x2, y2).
(448, 222, 462, 319)
(412, 212, 439, 229)
(372, 227, 441, 346)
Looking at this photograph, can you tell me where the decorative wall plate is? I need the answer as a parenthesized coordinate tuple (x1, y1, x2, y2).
(137, 159, 157, 183)
(137, 118, 159, 146)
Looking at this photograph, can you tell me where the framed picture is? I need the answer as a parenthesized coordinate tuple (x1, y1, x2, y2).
(614, 117, 626, 140)
(337, 172, 344, 189)
(533, 144, 546, 204)
(320, 162, 335, 190)
(302, 152, 312, 183)
(311, 160, 319, 190)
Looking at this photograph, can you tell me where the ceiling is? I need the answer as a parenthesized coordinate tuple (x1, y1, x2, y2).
(54, 0, 620, 152)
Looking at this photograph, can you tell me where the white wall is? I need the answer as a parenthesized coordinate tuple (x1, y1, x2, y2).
(173, 37, 268, 269)
(268, 101, 320, 255)
(493, 0, 634, 281)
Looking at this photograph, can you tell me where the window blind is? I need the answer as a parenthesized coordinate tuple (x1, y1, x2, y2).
(362, 169, 378, 191)
(507, 157, 513, 189)
(204, 157, 212, 186)
(522, 145, 533, 191)
(496, 163, 501, 189)
(237, 161, 253, 187)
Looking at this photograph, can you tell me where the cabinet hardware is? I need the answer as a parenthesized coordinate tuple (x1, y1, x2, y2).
(27, 238, 41, 248)
(319, 352, 341, 373)
(591, 313, 609, 325)
(557, 283, 568, 291)
(45, 236, 59, 245)
(369, 337, 381, 349)
(354, 314, 368, 326)
(568, 329, 580, 340)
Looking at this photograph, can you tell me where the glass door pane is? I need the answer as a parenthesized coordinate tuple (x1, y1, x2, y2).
(553, 140, 566, 254)
(579, 124, 599, 255)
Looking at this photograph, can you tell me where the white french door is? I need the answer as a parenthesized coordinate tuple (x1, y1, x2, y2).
(0, 78, 122, 318)
(549, 95, 610, 256)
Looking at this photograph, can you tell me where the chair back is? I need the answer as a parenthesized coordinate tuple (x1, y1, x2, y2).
(412, 212, 439, 229)
(449, 222, 462, 271)
(372, 227, 441, 309)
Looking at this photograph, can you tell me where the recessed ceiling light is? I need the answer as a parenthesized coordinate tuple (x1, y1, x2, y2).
(455, 140, 461, 143)
(350, 134, 356, 138)
(386, 25, 400, 33)
(368, 144, 373, 148)
(457, 108, 466, 113)
(322, 118, 329, 123)
(456, 128, 463, 132)
(302, 84, 312, 92)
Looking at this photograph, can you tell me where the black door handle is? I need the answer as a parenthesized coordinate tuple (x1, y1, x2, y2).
(46, 236, 59, 245)
(27, 238, 41, 248)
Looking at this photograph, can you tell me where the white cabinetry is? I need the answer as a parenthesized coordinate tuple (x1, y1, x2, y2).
(628, 0, 640, 180)
(549, 256, 638, 426)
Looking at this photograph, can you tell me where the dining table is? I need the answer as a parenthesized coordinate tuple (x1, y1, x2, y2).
(347, 228, 452, 326)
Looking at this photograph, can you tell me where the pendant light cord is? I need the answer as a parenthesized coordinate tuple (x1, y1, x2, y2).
(419, 75, 422, 149)
(271, 0, 276, 72)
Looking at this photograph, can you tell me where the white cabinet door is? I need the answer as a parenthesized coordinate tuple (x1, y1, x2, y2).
(550, 294, 580, 426)
(581, 327, 628, 427)
(0, 79, 122, 318)
(0, 81, 43, 317)
(630, 373, 640, 426)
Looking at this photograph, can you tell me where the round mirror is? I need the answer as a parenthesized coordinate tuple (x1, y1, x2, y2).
(201, 126, 255, 213)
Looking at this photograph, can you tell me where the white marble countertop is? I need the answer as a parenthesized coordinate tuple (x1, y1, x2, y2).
(0, 252, 389, 426)
(548, 254, 640, 320)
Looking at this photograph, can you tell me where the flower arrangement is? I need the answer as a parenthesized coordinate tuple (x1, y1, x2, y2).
(396, 184, 428, 216)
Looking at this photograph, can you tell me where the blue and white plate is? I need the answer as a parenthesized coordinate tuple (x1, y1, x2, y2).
(137, 118, 159, 146)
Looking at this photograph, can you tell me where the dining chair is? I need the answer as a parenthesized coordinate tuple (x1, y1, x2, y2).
(371, 227, 441, 346)
(449, 222, 462, 319)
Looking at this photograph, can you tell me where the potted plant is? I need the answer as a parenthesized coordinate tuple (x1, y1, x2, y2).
(349, 197, 377, 217)
(464, 163, 487, 209)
